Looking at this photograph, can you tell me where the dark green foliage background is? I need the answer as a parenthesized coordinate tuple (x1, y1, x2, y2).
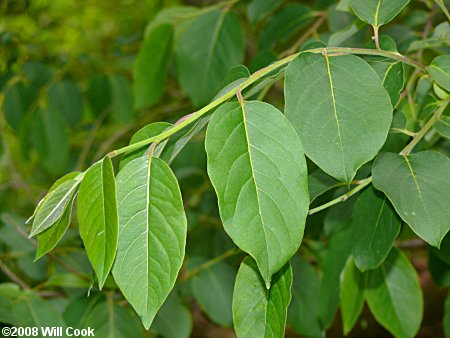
(0, 0, 449, 337)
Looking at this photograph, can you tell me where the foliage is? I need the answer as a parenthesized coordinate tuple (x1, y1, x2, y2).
(1, 0, 450, 337)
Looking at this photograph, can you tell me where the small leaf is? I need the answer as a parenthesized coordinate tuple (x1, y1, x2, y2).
(366, 248, 423, 338)
(113, 155, 187, 329)
(48, 80, 83, 126)
(3, 83, 33, 129)
(372, 151, 450, 247)
(30, 176, 82, 237)
(35, 197, 74, 260)
(87, 75, 112, 116)
(233, 257, 292, 338)
(205, 101, 309, 286)
(247, 0, 283, 25)
(340, 258, 366, 335)
(134, 24, 173, 109)
(152, 290, 192, 338)
(110, 74, 135, 122)
(435, 116, 450, 139)
(81, 295, 144, 337)
(371, 61, 405, 107)
(285, 52, 392, 183)
(119, 122, 172, 170)
(288, 256, 323, 338)
(191, 261, 235, 326)
(348, 0, 410, 28)
(320, 228, 353, 329)
(176, 9, 245, 106)
(78, 157, 118, 288)
(258, 4, 313, 49)
(351, 186, 401, 271)
(308, 169, 341, 202)
(27, 172, 81, 224)
(427, 55, 450, 92)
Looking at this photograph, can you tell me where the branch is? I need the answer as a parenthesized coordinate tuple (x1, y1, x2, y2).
(107, 47, 425, 159)
(181, 248, 241, 281)
(308, 177, 373, 215)
(0, 260, 29, 289)
(400, 99, 450, 155)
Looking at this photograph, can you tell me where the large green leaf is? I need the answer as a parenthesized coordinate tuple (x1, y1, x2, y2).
(176, 9, 244, 106)
(348, 0, 410, 28)
(285, 52, 392, 183)
(233, 257, 292, 338)
(133, 24, 173, 109)
(191, 261, 235, 326)
(205, 101, 309, 286)
(30, 176, 82, 237)
(427, 55, 450, 92)
(78, 157, 118, 289)
(366, 248, 423, 338)
(48, 80, 83, 126)
(288, 256, 323, 338)
(372, 151, 450, 247)
(247, 0, 283, 25)
(351, 186, 401, 271)
(340, 258, 366, 335)
(113, 156, 187, 329)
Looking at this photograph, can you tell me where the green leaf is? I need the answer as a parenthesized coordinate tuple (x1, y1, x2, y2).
(432, 232, 450, 265)
(340, 257, 366, 335)
(27, 172, 81, 224)
(427, 55, 450, 92)
(87, 75, 112, 116)
(308, 169, 341, 202)
(319, 228, 353, 329)
(176, 9, 244, 106)
(288, 256, 323, 338)
(81, 295, 143, 338)
(328, 19, 366, 47)
(233, 257, 292, 338)
(133, 24, 173, 109)
(205, 101, 309, 286)
(113, 156, 187, 329)
(78, 157, 118, 289)
(372, 61, 405, 107)
(152, 290, 192, 338)
(191, 261, 235, 326)
(29, 108, 69, 175)
(372, 151, 450, 247)
(48, 80, 83, 126)
(258, 4, 313, 49)
(35, 197, 74, 260)
(351, 186, 401, 271)
(3, 83, 33, 129)
(45, 273, 90, 288)
(0, 285, 66, 328)
(30, 176, 82, 237)
(348, 0, 410, 28)
(247, 0, 283, 25)
(110, 74, 135, 122)
(285, 52, 392, 183)
(429, 249, 450, 287)
(144, 6, 198, 38)
(366, 248, 423, 338)
(119, 122, 172, 170)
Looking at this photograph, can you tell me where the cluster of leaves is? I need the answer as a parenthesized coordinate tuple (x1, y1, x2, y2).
(1, 0, 450, 337)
